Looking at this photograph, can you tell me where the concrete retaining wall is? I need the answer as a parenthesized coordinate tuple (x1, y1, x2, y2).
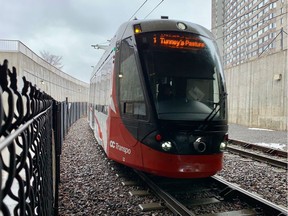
(0, 40, 89, 102)
(225, 50, 287, 131)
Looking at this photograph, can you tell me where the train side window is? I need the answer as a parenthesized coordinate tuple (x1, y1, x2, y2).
(119, 37, 146, 118)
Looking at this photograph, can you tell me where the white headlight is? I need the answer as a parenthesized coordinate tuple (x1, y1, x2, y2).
(161, 141, 172, 151)
(220, 142, 227, 151)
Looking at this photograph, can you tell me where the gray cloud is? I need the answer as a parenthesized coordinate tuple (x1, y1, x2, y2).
(1, 0, 211, 83)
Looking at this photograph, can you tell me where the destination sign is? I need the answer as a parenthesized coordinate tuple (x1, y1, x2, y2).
(153, 33, 205, 49)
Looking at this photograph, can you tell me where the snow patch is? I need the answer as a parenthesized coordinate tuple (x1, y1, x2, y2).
(255, 142, 286, 151)
(248, 128, 274, 131)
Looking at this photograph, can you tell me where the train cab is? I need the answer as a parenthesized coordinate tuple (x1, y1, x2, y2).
(89, 19, 228, 178)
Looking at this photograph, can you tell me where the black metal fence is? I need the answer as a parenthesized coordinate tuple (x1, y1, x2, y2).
(0, 59, 87, 215)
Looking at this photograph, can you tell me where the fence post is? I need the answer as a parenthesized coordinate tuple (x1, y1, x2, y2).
(52, 101, 62, 216)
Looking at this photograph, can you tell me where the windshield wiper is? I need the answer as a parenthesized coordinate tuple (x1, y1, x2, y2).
(196, 92, 227, 132)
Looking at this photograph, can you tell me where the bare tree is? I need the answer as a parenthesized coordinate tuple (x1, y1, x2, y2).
(40, 50, 63, 70)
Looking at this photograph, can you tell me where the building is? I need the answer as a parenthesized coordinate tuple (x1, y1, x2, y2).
(212, 0, 287, 66)
(211, 0, 287, 131)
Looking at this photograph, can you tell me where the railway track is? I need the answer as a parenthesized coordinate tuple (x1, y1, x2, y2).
(113, 140, 287, 215)
(227, 139, 288, 169)
(228, 139, 287, 157)
(133, 171, 288, 216)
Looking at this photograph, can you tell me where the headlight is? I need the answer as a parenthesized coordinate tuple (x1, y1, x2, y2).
(220, 142, 227, 151)
(161, 141, 172, 151)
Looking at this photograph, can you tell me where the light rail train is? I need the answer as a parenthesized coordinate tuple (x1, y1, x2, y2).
(88, 18, 228, 178)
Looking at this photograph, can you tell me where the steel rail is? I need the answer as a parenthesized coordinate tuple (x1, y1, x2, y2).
(134, 170, 287, 215)
(226, 145, 288, 169)
(213, 175, 288, 216)
(229, 139, 287, 158)
(134, 170, 195, 216)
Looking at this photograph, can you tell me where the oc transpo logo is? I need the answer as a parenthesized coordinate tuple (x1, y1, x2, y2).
(109, 140, 131, 154)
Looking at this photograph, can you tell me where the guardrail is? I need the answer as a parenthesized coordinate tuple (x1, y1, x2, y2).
(0, 59, 87, 215)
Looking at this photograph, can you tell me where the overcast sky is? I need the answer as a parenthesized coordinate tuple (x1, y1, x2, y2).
(1, 0, 212, 83)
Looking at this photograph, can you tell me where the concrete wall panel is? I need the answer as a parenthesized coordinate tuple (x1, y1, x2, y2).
(0, 50, 89, 102)
(226, 50, 287, 131)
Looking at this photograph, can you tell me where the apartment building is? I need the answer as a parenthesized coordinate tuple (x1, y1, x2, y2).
(211, 0, 287, 131)
(212, 0, 287, 67)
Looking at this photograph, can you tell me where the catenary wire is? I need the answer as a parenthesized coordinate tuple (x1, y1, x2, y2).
(215, 12, 287, 40)
(128, 0, 149, 21)
(144, 0, 165, 19)
(212, 0, 279, 30)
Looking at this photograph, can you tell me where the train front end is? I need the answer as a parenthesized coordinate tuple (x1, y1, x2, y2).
(113, 20, 228, 178)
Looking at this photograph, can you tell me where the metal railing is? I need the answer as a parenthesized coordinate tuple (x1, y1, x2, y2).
(0, 59, 87, 215)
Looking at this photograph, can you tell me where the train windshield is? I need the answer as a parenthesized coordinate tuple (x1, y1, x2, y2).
(136, 32, 226, 121)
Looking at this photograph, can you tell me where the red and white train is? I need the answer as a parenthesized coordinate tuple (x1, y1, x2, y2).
(88, 19, 228, 178)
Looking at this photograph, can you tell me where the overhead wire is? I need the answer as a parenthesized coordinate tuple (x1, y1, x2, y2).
(122, 0, 149, 41)
(212, 0, 279, 30)
(127, 0, 166, 21)
(215, 12, 287, 40)
(216, 1, 287, 65)
(223, 26, 286, 63)
(258, 28, 286, 57)
(128, 0, 149, 21)
(144, 0, 165, 19)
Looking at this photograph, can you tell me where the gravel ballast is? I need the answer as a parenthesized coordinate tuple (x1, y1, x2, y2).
(58, 118, 287, 215)
(58, 118, 167, 215)
(218, 152, 287, 207)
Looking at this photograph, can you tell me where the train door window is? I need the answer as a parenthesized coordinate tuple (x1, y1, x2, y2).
(119, 37, 146, 118)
